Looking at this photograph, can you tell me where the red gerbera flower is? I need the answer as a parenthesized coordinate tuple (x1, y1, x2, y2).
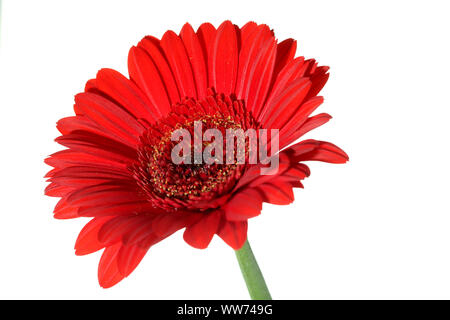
(45, 21, 348, 289)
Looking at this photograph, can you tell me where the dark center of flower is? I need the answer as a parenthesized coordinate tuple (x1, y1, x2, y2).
(148, 115, 240, 198)
(131, 92, 258, 211)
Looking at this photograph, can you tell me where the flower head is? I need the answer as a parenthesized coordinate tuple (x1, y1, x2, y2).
(45, 21, 348, 288)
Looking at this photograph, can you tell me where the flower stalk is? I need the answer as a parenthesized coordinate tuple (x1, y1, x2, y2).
(235, 239, 272, 300)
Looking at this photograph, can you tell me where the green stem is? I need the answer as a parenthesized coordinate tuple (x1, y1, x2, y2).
(235, 239, 272, 300)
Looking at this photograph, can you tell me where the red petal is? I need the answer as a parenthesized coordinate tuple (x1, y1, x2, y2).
(151, 212, 201, 238)
(52, 183, 137, 220)
(75, 216, 113, 255)
(233, 156, 289, 190)
(287, 140, 349, 163)
(45, 149, 127, 171)
(138, 36, 180, 104)
(85, 78, 98, 92)
(257, 182, 295, 205)
(279, 96, 325, 144)
(258, 56, 307, 121)
(160, 30, 197, 99)
(44, 183, 74, 198)
(180, 23, 208, 99)
(225, 188, 263, 221)
(55, 131, 137, 164)
(183, 210, 221, 249)
(57, 116, 101, 136)
(246, 38, 277, 116)
(236, 24, 273, 100)
(122, 219, 156, 245)
(299, 141, 349, 163)
(53, 205, 79, 219)
(98, 215, 154, 246)
(282, 163, 311, 180)
(95, 68, 158, 123)
(98, 243, 124, 288)
(272, 38, 297, 81)
(128, 46, 171, 118)
(117, 243, 150, 277)
(285, 139, 321, 158)
(74, 92, 144, 146)
(240, 21, 258, 43)
(209, 21, 238, 95)
(306, 66, 330, 99)
(262, 77, 312, 129)
(47, 166, 133, 189)
(218, 219, 248, 250)
(234, 23, 277, 116)
(196, 23, 216, 88)
(77, 201, 155, 218)
(56, 116, 143, 156)
(282, 113, 332, 148)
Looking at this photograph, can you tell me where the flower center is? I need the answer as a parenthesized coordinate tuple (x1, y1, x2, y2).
(148, 114, 241, 198)
(131, 93, 258, 211)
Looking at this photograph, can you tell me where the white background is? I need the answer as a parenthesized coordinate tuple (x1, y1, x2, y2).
(0, 0, 449, 299)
